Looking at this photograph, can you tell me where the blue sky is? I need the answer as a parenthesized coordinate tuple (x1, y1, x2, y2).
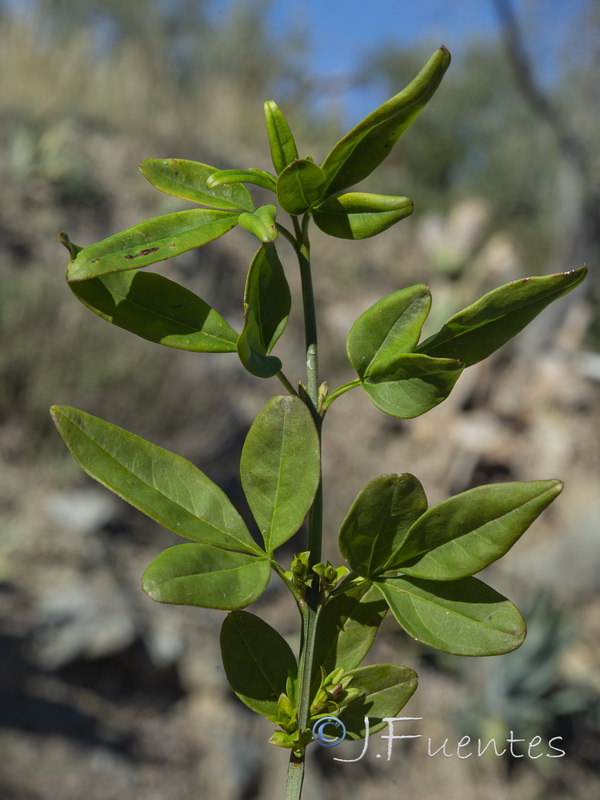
(208, 0, 589, 122)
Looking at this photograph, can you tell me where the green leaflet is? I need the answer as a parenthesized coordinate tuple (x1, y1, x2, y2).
(338, 664, 418, 740)
(237, 204, 279, 243)
(276, 159, 326, 215)
(240, 395, 320, 552)
(347, 285, 432, 378)
(312, 581, 388, 682)
(141, 543, 270, 610)
(417, 267, 588, 366)
(320, 47, 451, 196)
(220, 610, 297, 717)
(376, 575, 526, 656)
(362, 352, 464, 419)
(237, 243, 291, 378)
(313, 193, 413, 239)
(70, 269, 238, 352)
(339, 474, 428, 578)
(388, 479, 563, 580)
(139, 158, 255, 211)
(50, 405, 262, 555)
(237, 306, 283, 378)
(206, 168, 277, 193)
(67, 209, 239, 282)
(264, 100, 299, 174)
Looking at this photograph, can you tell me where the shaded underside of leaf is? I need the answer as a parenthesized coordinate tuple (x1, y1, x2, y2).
(313, 193, 413, 239)
(220, 610, 297, 717)
(237, 305, 283, 377)
(50, 405, 261, 555)
(245, 243, 291, 352)
(70, 270, 238, 352)
(141, 543, 270, 609)
(237, 243, 291, 378)
(376, 575, 526, 656)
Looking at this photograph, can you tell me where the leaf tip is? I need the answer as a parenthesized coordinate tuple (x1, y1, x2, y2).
(57, 232, 83, 260)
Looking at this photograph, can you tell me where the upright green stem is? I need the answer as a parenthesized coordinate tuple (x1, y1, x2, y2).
(285, 214, 324, 800)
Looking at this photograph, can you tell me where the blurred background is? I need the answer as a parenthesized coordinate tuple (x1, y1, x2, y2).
(1, 1, 599, 798)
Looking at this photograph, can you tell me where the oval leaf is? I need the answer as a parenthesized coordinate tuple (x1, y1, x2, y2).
(264, 100, 299, 174)
(338, 664, 418, 740)
(362, 352, 464, 419)
(67, 209, 239, 282)
(140, 158, 255, 211)
(221, 610, 297, 717)
(339, 474, 428, 578)
(388, 479, 563, 580)
(312, 580, 388, 683)
(141, 543, 270, 609)
(276, 159, 326, 215)
(320, 47, 451, 196)
(347, 285, 431, 378)
(417, 267, 588, 366)
(313, 193, 413, 239)
(206, 168, 277, 193)
(240, 395, 320, 552)
(376, 575, 526, 656)
(70, 270, 238, 352)
(50, 405, 262, 555)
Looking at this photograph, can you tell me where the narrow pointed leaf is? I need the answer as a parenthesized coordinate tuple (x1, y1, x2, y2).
(264, 100, 299, 174)
(237, 204, 279, 243)
(362, 352, 464, 418)
(347, 285, 431, 378)
(67, 209, 239, 282)
(417, 267, 588, 366)
(240, 395, 320, 552)
(140, 158, 254, 211)
(376, 575, 526, 656)
(320, 47, 451, 196)
(313, 192, 413, 239)
(388, 479, 563, 580)
(50, 405, 262, 555)
(221, 610, 297, 717)
(276, 159, 326, 215)
(237, 243, 291, 377)
(312, 581, 388, 683)
(338, 664, 418, 740)
(339, 474, 428, 577)
(141, 543, 270, 609)
(70, 270, 238, 352)
(206, 168, 277, 193)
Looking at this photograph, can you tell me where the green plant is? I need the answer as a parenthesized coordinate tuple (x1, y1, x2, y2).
(52, 47, 587, 799)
